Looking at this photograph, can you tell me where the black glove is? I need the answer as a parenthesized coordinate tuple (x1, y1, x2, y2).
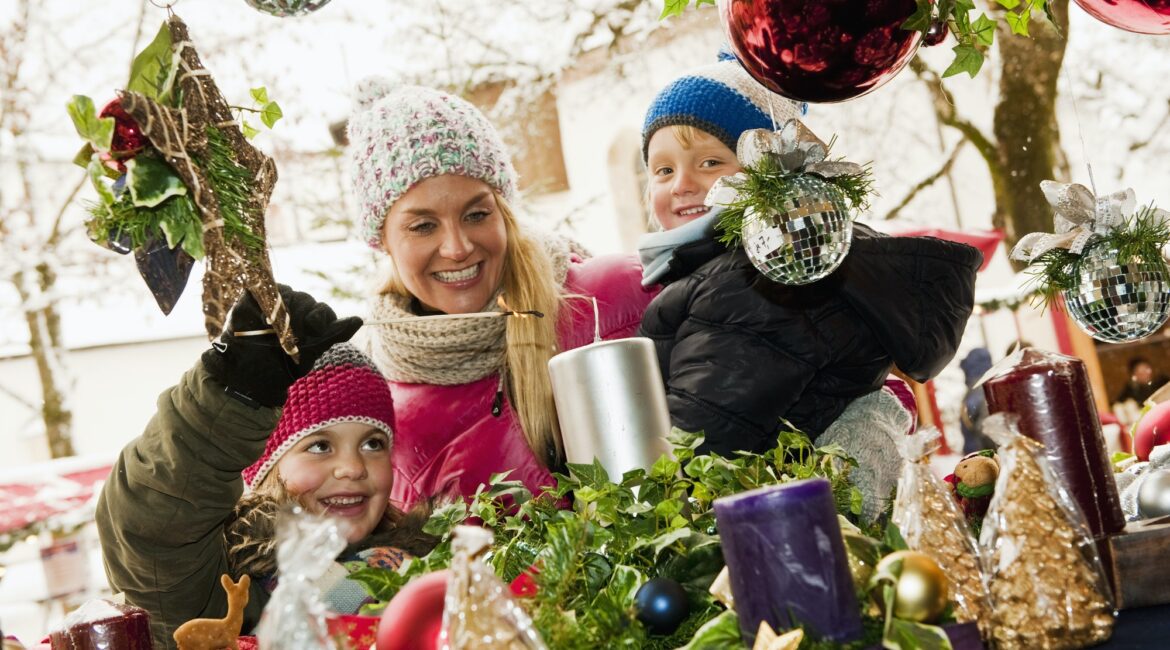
(202, 285, 363, 408)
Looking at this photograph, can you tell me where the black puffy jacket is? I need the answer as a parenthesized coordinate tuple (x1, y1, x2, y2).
(638, 223, 982, 456)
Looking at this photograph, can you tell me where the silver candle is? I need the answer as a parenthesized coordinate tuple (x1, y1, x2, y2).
(548, 337, 673, 481)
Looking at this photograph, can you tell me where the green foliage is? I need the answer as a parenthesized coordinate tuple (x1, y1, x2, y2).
(127, 22, 177, 103)
(659, 0, 715, 20)
(240, 86, 283, 139)
(66, 96, 115, 152)
(1024, 205, 1170, 309)
(713, 155, 875, 248)
(349, 428, 881, 648)
(125, 155, 188, 208)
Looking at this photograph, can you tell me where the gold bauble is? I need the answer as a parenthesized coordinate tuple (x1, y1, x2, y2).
(872, 551, 949, 623)
(843, 532, 881, 590)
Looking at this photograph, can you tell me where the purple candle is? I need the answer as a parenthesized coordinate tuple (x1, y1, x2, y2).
(714, 478, 862, 644)
(982, 348, 1125, 538)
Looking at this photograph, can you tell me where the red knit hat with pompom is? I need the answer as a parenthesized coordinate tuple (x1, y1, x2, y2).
(243, 343, 394, 489)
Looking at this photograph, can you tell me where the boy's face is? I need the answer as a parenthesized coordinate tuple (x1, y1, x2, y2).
(278, 421, 394, 543)
(647, 128, 741, 231)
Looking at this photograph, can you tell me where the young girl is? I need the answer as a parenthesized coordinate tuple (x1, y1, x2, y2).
(96, 287, 435, 649)
(637, 58, 982, 516)
(346, 80, 655, 510)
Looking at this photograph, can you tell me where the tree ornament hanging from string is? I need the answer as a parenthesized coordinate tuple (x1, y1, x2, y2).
(1011, 181, 1170, 344)
(1072, 0, 1170, 35)
(68, 14, 298, 360)
(718, 0, 924, 103)
(244, 0, 333, 17)
(708, 119, 873, 286)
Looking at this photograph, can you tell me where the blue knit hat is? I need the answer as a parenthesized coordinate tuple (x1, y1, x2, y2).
(642, 53, 805, 161)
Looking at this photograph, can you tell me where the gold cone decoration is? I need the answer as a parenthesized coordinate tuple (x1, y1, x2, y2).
(982, 427, 1115, 649)
(120, 16, 297, 361)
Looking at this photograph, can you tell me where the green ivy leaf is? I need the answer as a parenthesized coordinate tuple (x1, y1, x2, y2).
(86, 156, 115, 205)
(250, 86, 269, 104)
(651, 455, 681, 479)
(677, 610, 746, 650)
(942, 44, 984, 78)
(883, 618, 954, 650)
(67, 96, 115, 152)
(127, 22, 176, 102)
(971, 14, 996, 46)
(660, 0, 713, 19)
(177, 219, 207, 260)
(241, 121, 260, 140)
(883, 522, 909, 552)
(568, 459, 612, 489)
(260, 101, 283, 129)
(995, 0, 1020, 8)
(901, 0, 933, 31)
(73, 143, 96, 169)
(1004, 7, 1032, 35)
(126, 156, 187, 208)
(347, 565, 411, 602)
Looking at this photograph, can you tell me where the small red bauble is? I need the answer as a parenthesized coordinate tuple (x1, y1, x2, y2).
(1073, 0, 1170, 34)
(376, 569, 449, 650)
(100, 98, 149, 156)
(720, 0, 923, 103)
(1134, 400, 1170, 461)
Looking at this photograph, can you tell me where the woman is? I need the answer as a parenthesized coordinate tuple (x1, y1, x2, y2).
(347, 80, 655, 509)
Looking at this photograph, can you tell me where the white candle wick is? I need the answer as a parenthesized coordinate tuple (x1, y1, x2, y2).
(592, 297, 601, 344)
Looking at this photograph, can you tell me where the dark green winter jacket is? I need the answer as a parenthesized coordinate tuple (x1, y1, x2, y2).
(95, 363, 278, 649)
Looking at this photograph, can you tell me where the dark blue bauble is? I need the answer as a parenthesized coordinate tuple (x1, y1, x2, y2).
(634, 577, 689, 635)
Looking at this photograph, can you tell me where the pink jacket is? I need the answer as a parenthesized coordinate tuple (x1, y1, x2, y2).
(389, 254, 657, 510)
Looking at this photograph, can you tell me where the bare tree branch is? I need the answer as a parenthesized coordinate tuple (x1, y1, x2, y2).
(880, 137, 967, 221)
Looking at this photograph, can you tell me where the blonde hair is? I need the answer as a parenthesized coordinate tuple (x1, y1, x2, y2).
(378, 193, 565, 466)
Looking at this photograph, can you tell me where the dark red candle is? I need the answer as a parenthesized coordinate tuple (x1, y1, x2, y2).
(982, 348, 1125, 538)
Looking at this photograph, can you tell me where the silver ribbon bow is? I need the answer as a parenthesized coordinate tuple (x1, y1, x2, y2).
(1010, 180, 1166, 262)
(704, 119, 863, 208)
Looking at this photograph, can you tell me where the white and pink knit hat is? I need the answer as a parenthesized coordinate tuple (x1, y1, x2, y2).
(242, 343, 395, 490)
(347, 78, 519, 250)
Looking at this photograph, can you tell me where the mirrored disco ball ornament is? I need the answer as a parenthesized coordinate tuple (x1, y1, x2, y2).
(741, 175, 853, 285)
(245, 0, 331, 17)
(1064, 246, 1170, 343)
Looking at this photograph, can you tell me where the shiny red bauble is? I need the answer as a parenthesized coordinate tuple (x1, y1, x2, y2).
(1134, 400, 1170, 461)
(99, 98, 149, 156)
(376, 569, 449, 650)
(720, 0, 924, 103)
(1073, 0, 1170, 35)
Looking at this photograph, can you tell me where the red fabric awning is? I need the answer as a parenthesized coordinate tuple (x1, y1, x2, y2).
(0, 460, 112, 537)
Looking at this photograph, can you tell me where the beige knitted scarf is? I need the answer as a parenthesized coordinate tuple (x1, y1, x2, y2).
(366, 232, 579, 385)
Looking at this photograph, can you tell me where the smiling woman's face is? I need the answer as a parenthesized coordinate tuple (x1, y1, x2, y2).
(381, 174, 508, 314)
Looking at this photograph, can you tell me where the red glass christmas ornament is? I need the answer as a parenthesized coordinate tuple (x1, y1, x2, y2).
(100, 98, 149, 156)
(1133, 400, 1170, 461)
(1072, 0, 1170, 35)
(376, 569, 448, 650)
(720, 0, 924, 103)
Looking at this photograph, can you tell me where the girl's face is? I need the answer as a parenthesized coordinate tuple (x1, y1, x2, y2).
(277, 422, 393, 543)
(647, 128, 741, 231)
(382, 174, 508, 314)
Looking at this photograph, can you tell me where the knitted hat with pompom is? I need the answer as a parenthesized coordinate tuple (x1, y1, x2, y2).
(641, 52, 806, 161)
(242, 343, 395, 490)
(347, 78, 518, 250)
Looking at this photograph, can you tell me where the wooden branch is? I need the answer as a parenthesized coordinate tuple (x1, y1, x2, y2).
(881, 137, 967, 221)
(45, 174, 87, 248)
(910, 57, 1001, 177)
